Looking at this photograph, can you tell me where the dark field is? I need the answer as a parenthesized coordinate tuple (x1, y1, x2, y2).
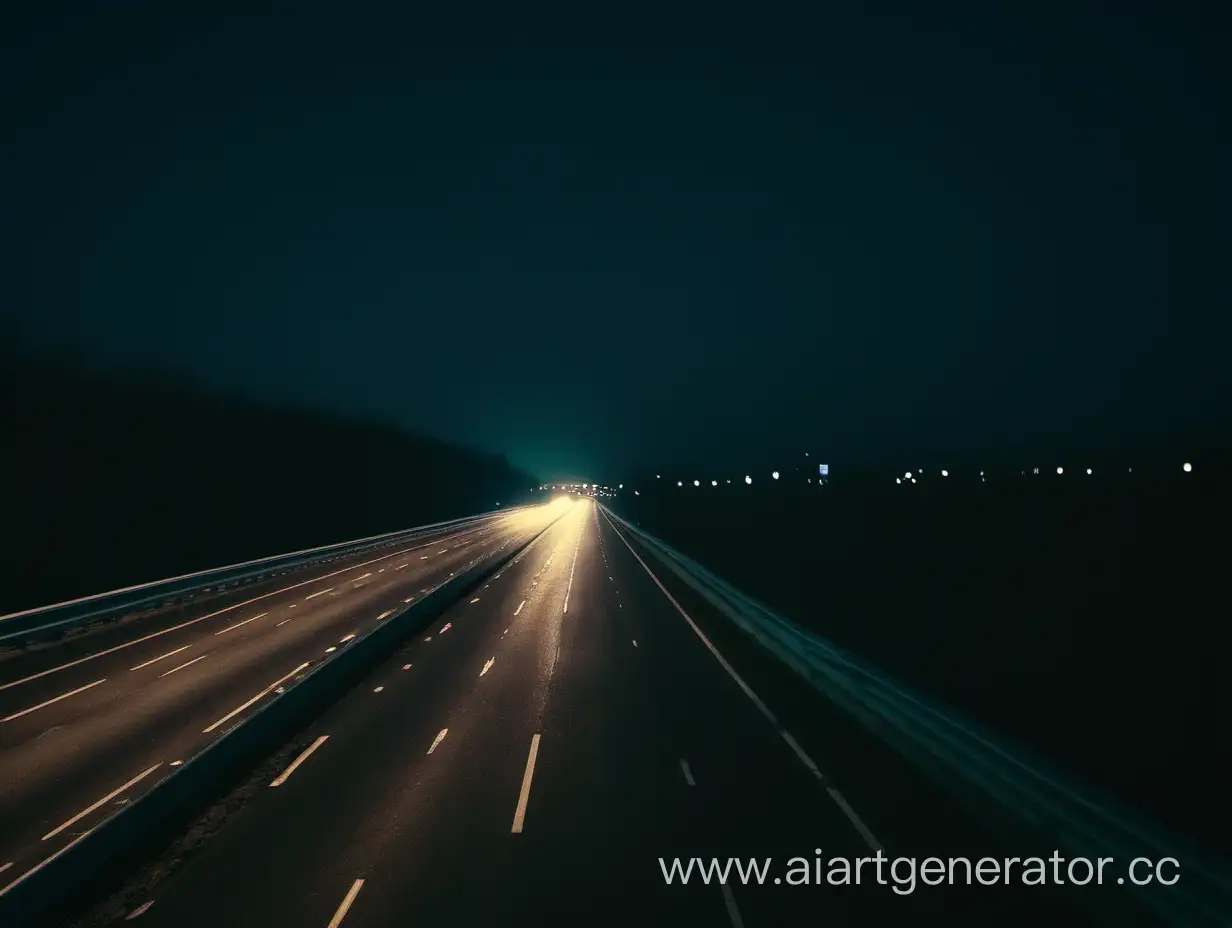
(611, 467, 1229, 857)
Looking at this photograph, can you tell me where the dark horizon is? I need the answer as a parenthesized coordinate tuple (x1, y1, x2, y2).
(7, 319, 1225, 489)
(3, 5, 1229, 481)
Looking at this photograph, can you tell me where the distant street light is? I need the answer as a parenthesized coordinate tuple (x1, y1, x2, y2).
(905, 472, 913, 479)
(1086, 468, 1093, 475)
(745, 475, 752, 484)
(711, 480, 718, 486)
(772, 471, 780, 480)
(1183, 462, 1193, 473)
(693, 480, 700, 486)
(896, 477, 902, 484)
(677, 481, 683, 487)
(941, 470, 949, 477)
(1056, 467, 1064, 475)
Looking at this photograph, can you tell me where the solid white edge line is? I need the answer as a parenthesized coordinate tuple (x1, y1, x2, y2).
(511, 732, 542, 833)
(720, 882, 745, 928)
(128, 645, 191, 671)
(202, 662, 310, 733)
(601, 510, 778, 724)
(125, 900, 154, 920)
(270, 735, 330, 787)
(826, 786, 884, 853)
(0, 524, 493, 692)
(0, 828, 94, 898)
(42, 763, 162, 841)
(601, 507, 885, 854)
(779, 730, 821, 777)
(679, 758, 696, 786)
(1, 678, 108, 723)
(326, 878, 365, 928)
(159, 654, 209, 677)
(562, 519, 584, 614)
(213, 612, 267, 635)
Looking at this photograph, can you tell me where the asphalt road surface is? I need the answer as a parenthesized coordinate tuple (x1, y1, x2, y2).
(0, 506, 560, 894)
(102, 499, 1098, 927)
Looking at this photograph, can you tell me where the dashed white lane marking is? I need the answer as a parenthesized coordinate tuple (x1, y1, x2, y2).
(160, 654, 209, 677)
(43, 764, 162, 841)
(305, 588, 334, 600)
(511, 732, 542, 833)
(404, 597, 415, 603)
(470, 597, 481, 603)
(202, 662, 310, 733)
(376, 610, 393, 620)
(270, 735, 330, 787)
(480, 658, 495, 676)
(1, 678, 107, 723)
(326, 879, 365, 928)
(125, 900, 154, 920)
(353, 573, 373, 582)
(340, 634, 356, 642)
(402, 664, 412, 671)
(325, 646, 337, 653)
(170, 760, 183, 766)
(439, 623, 452, 634)
(129, 645, 191, 671)
(423, 636, 432, 642)
(421, 556, 429, 560)
(276, 618, 293, 627)
(396, 563, 408, 570)
(720, 883, 746, 928)
(602, 507, 884, 854)
(214, 612, 267, 635)
(515, 600, 526, 615)
(0, 526, 490, 693)
(680, 758, 696, 786)
(427, 728, 448, 754)
(0, 863, 11, 874)
(373, 686, 384, 693)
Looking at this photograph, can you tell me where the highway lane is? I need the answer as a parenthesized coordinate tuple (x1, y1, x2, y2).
(113, 497, 1085, 927)
(0, 504, 566, 890)
(0, 509, 516, 687)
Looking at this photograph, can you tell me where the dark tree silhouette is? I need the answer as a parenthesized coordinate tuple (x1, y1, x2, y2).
(1, 338, 537, 613)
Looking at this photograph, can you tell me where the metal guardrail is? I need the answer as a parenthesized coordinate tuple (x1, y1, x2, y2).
(0, 518, 550, 927)
(0, 508, 524, 647)
(603, 507, 1232, 926)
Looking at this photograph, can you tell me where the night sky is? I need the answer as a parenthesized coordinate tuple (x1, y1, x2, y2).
(3, 5, 1228, 480)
